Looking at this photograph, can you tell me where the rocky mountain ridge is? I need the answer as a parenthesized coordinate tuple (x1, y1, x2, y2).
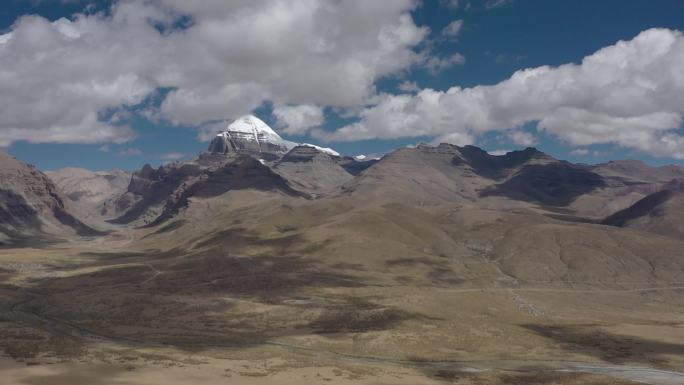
(2, 115, 683, 243)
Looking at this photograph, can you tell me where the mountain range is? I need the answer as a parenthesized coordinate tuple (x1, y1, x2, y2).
(1, 114, 683, 246)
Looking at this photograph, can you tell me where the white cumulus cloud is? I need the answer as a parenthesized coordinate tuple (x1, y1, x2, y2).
(0, 0, 427, 145)
(423, 53, 466, 74)
(398, 81, 420, 93)
(324, 28, 684, 159)
(273, 104, 325, 135)
(507, 130, 537, 146)
(570, 148, 589, 156)
(118, 147, 142, 156)
(486, 0, 514, 9)
(442, 19, 464, 38)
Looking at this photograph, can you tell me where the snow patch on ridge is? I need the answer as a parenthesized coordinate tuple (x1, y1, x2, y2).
(298, 143, 340, 157)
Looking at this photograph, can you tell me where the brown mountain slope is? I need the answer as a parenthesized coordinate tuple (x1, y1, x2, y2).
(274, 145, 354, 194)
(592, 159, 684, 184)
(46, 167, 131, 205)
(130, 187, 684, 289)
(341, 144, 548, 204)
(341, 144, 610, 211)
(46, 167, 131, 222)
(0, 152, 102, 244)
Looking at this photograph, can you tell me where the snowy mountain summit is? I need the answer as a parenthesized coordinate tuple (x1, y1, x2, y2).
(208, 115, 291, 157)
(208, 115, 339, 158)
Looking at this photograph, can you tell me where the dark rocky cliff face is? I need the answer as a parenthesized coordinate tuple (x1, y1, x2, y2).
(110, 163, 203, 225)
(110, 154, 305, 227)
(208, 133, 289, 160)
(147, 155, 305, 227)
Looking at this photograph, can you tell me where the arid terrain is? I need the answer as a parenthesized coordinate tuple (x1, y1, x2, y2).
(2, 195, 684, 384)
(2, 130, 684, 384)
(2, 0, 684, 382)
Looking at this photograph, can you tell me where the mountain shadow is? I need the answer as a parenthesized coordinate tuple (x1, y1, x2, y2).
(602, 179, 684, 228)
(602, 190, 674, 227)
(521, 323, 684, 366)
(452, 146, 547, 180)
(0, 189, 41, 231)
(481, 163, 606, 206)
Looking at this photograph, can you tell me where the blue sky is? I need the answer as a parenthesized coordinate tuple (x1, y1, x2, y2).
(2, 0, 684, 170)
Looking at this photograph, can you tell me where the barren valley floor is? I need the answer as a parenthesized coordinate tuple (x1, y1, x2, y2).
(2, 195, 684, 384)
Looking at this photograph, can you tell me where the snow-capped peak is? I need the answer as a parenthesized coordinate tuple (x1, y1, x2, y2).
(216, 114, 283, 144)
(210, 114, 341, 157)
